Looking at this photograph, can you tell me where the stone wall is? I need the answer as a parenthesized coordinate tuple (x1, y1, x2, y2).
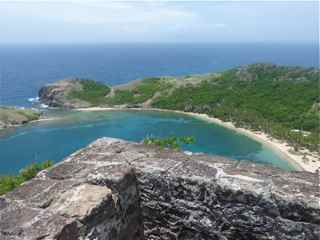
(0, 138, 319, 240)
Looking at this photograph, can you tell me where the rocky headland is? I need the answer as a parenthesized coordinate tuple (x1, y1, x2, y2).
(0, 137, 319, 239)
(0, 107, 40, 129)
(39, 78, 111, 108)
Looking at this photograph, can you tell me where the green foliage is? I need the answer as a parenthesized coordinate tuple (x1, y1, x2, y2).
(144, 135, 196, 150)
(107, 77, 169, 105)
(0, 107, 40, 124)
(0, 160, 53, 195)
(104, 64, 319, 152)
(108, 90, 135, 105)
(15, 109, 41, 121)
(69, 79, 111, 106)
(151, 64, 319, 152)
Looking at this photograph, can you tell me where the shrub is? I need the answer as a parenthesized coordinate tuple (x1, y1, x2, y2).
(0, 160, 53, 195)
(69, 79, 111, 106)
(144, 135, 195, 150)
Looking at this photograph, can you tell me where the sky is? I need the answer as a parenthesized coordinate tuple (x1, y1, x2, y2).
(0, 0, 318, 44)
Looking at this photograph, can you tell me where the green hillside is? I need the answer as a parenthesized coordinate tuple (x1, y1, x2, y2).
(107, 64, 320, 152)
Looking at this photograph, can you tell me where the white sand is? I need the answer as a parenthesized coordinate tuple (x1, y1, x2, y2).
(31, 117, 61, 123)
(78, 107, 320, 172)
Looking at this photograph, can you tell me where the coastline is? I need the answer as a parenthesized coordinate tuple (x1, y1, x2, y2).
(0, 117, 63, 130)
(77, 106, 320, 173)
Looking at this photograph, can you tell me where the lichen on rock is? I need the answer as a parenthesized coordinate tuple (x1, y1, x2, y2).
(0, 137, 319, 239)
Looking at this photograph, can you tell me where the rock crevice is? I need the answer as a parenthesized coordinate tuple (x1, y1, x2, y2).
(0, 138, 319, 239)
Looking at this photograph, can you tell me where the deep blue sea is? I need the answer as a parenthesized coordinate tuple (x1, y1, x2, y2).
(0, 43, 318, 174)
(0, 43, 318, 106)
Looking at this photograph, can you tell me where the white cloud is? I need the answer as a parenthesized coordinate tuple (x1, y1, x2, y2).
(0, 2, 198, 25)
(0, 1, 212, 42)
(0, 1, 317, 43)
(212, 23, 228, 28)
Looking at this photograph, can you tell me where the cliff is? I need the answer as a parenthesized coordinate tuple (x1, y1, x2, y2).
(0, 107, 40, 129)
(1, 138, 319, 239)
(39, 79, 111, 108)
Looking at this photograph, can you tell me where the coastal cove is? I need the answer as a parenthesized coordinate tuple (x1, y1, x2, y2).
(1, 45, 319, 176)
(78, 108, 320, 172)
(0, 109, 296, 174)
(2, 4, 320, 239)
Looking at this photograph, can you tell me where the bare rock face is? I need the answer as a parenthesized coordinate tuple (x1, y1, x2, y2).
(1, 138, 319, 239)
(39, 79, 92, 108)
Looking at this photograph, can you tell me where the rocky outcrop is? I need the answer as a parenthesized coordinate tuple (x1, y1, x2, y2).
(39, 79, 92, 108)
(0, 107, 40, 128)
(1, 138, 319, 239)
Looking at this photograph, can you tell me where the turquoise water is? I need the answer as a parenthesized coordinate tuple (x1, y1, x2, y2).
(0, 110, 295, 174)
(1, 43, 313, 174)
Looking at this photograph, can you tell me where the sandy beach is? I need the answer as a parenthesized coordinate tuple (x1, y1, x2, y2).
(78, 106, 320, 173)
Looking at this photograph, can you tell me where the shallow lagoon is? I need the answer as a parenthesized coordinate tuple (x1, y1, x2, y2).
(0, 110, 295, 174)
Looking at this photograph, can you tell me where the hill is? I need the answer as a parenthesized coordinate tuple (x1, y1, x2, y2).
(39, 79, 111, 108)
(39, 63, 320, 152)
(106, 64, 319, 152)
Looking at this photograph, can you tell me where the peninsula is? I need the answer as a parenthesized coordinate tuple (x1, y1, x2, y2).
(0, 107, 40, 129)
(38, 63, 320, 172)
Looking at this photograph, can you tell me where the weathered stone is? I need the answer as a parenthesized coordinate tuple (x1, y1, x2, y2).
(4, 178, 81, 208)
(0, 200, 74, 240)
(48, 184, 112, 218)
(1, 137, 319, 239)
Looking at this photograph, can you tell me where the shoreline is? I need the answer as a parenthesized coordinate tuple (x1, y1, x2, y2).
(0, 117, 63, 130)
(77, 106, 320, 173)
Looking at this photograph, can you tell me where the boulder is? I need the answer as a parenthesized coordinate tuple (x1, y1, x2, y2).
(1, 137, 319, 239)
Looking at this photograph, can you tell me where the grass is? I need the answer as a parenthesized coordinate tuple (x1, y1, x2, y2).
(107, 77, 170, 105)
(15, 109, 41, 121)
(0, 107, 40, 125)
(0, 160, 53, 195)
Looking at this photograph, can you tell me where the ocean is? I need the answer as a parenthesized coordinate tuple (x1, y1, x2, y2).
(0, 43, 318, 107)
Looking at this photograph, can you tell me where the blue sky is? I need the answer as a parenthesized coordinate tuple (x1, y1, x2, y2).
(0, 1, 318, 44)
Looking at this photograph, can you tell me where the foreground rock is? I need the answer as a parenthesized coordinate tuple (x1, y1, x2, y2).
(0, 107, 40, 128)
(1, 137, 319, 239)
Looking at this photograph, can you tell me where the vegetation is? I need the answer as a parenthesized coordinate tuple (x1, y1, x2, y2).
(0, 107, 40, 127)
(106, 77, 171, 105)
(14, 109, 41, 121)
(144, 135, 195, 150)
(0, 160, 53, 195)
(107, 64, 319, 152)
(152, 64, 320, 152)
(68, 79, 111, 106)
